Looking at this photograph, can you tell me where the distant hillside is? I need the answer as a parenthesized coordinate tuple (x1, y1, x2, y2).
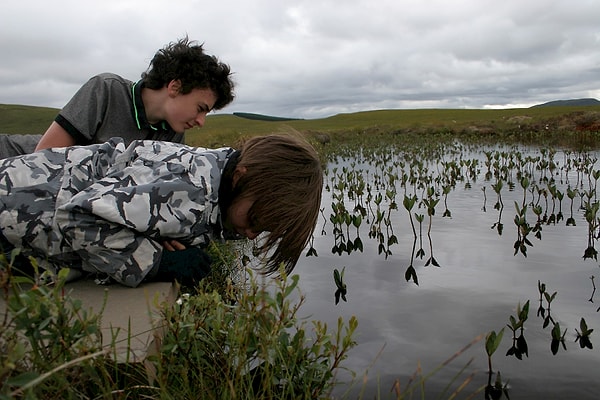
(532, 98, 600, 108)
(233, 112, 303, 122)
(2, 102, 600, 145)
(0, 103, 58, 134)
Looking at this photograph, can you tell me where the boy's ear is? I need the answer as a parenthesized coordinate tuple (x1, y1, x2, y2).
(167, 80, 182, 96)
(232, 166, 247, 187)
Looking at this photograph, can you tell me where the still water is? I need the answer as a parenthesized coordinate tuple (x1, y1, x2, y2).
(294, 144, 600, 399)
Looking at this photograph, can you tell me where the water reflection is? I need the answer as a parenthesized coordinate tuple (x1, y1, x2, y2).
(298, 143, 600, 398)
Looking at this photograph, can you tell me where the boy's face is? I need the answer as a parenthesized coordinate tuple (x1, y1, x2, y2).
(224, 197, 261, 240)
(164, 80, 217, 132)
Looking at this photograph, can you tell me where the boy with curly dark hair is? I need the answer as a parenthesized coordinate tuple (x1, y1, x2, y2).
(0, 37, 235, 159)
(35, 36, 234, 151)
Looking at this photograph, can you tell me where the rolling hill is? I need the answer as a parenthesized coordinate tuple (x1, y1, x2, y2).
(532, 98, 600, 107)
(0, 99, 599, 143)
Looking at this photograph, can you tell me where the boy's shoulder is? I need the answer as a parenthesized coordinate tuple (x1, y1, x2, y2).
(85, 73, 134, 89)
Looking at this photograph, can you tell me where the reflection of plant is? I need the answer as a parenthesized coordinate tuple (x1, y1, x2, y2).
(403, 194, 418, 237)
(333, 267, 347, 305)
(352, 214, 364, 253)
(536, 280, 547, 318)
(588, 276, 600, 311)
(306, 234, 318, 257)
(492, 180, 504, 211)
(535, 281, 593, 355)
(540, 284, 557, 329)
(506, 301, 529, 359)
(566, 187, 578, 226)
(531, 203, 543, 240)
(403, 194, 419, 284)
(485, 328, 510, 400)
(547, 183, 558, 224)
(575, 318, 594, 349)
(550, 322, 567, 355)
(485, 371, 510, 400)
(382, 189, 398, 258)
(415, 213, 426, 259)
(556, 186, 565, 222)
(442, 184, 452, 217)
(405, 238, 419, 285)
(482, 186, 488, 212)
(319, 207, 327, 235)
(491, 201, 504, 235)
(423, 186, 440, 267)
(513, 202, 533, 257)
(582, 199, 599, 260)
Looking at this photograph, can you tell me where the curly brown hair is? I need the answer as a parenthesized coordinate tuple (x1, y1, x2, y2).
(233, 134, 323, 275)
(141, 36, 235, 110)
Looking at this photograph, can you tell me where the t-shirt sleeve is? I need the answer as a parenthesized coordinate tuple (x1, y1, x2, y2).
(56, 74, 130, 144)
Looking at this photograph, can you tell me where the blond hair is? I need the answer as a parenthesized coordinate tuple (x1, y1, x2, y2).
(234, 134, 323, 274)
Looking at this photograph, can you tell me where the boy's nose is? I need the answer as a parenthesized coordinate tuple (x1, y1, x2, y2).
(195, 114, 206, 127)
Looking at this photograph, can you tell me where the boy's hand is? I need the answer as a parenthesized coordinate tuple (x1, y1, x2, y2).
(163, 239, 186, 251)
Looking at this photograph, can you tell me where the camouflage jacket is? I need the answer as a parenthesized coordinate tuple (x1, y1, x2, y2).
(0, 138, 234, 287)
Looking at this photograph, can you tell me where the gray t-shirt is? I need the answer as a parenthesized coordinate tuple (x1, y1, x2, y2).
(56, 73, 185, 146)
(0, 134, 43, 159)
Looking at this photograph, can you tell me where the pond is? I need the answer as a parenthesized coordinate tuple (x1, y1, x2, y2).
(294, 140, 600, 399)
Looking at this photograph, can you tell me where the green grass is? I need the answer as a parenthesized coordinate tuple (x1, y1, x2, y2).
(2, 102, 600, 147)
(0, 104, 59, 134)
(183, 105, 600, 147)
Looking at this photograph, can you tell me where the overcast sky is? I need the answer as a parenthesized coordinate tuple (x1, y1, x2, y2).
(1, 0, 599, 119)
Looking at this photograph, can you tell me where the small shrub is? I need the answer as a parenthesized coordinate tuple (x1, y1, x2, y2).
(0, 257, 118, 399)
(150, 270, 358, 399)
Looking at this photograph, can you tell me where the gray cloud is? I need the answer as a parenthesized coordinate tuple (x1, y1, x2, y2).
(1, 0, 598, 119)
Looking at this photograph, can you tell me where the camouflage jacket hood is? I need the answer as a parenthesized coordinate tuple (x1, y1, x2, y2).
(0, 138, 235, 287)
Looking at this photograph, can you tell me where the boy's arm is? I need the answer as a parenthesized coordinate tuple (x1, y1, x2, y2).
(54, 169, 211, 287)
(35, 122, 76, 151)
(54, 141, 226, 287)
(57, 208, 163, 287)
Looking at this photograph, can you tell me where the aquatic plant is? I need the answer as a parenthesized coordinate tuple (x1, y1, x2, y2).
(484, 328, 509, 400)
(333, 267, 347, 305)
(575, 318, 594, 349)
(505, 301, 530, 360)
